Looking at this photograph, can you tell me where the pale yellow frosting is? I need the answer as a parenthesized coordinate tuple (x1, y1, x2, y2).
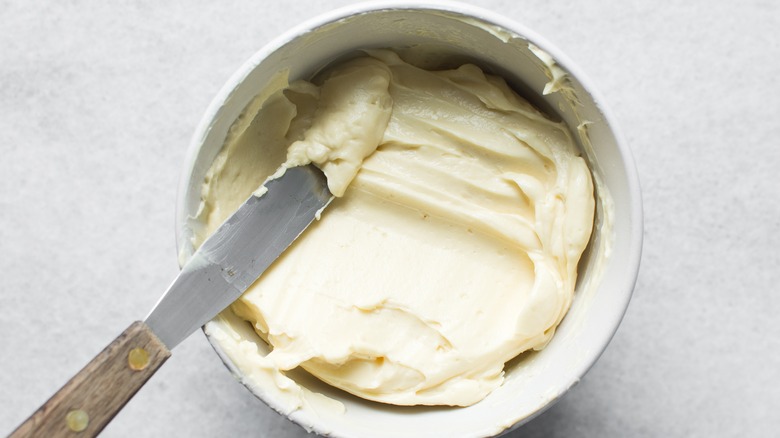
(198, 50, 594, 407)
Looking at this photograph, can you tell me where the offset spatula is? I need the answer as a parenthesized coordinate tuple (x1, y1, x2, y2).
(10, 165, 331, 438)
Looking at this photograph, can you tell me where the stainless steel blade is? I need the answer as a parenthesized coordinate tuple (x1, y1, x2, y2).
(145, 165, 331, 349)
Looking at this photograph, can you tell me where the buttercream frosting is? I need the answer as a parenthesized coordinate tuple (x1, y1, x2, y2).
(197, 49, 595, 407)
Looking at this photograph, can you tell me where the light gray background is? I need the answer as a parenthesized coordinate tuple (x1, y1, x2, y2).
(2, 1, 778, 437)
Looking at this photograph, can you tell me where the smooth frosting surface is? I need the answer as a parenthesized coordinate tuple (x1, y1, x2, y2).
(197, 50, 594, 407)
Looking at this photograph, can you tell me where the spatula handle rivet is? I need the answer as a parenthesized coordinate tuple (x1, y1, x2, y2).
(65, 409, 89, 432)
(127, 347, 150, 371)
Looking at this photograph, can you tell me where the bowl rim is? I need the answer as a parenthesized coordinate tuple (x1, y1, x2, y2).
(175, 1, 644, 435)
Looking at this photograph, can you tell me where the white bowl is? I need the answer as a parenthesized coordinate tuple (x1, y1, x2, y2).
(175, 1, 643, 436)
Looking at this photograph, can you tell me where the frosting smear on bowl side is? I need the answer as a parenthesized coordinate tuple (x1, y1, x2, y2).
(196, 49, 594, 407)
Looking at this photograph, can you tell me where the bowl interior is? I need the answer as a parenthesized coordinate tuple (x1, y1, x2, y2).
(176, 4, 641, 437)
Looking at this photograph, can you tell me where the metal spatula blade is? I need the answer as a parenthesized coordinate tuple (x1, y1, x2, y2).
(147, 164, 331, 348)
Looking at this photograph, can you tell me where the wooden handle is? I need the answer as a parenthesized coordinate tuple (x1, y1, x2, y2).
(10, 321, 171, 437)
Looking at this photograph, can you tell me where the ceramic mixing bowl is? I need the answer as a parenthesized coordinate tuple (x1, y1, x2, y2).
(175, 2, 642, 436)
